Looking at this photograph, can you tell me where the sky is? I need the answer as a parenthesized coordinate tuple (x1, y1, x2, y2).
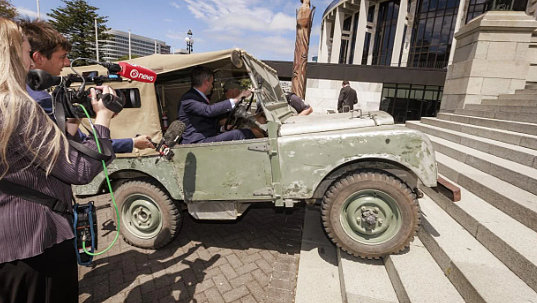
(14, 0, 334, 61)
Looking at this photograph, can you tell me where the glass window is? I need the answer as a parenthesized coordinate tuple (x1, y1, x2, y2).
(408, 0, 460, 68)
(372, 0, 400, 66)
(362, 32, 372, 64)
(339, 39, 350, 64)
(349, 12, 360, 64)
(343, 15, 353, 31)
(380, 83, 443, 123)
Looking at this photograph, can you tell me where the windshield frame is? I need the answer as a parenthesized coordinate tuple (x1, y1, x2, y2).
(242, 53, 294, 123)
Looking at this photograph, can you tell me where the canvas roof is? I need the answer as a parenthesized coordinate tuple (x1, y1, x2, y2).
(61, 48, 276, 78)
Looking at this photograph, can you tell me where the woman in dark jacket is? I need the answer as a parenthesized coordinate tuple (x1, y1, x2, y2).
(0, 17, 116, 303)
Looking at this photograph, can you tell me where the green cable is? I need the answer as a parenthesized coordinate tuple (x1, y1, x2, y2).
(76, 104, 120, 256)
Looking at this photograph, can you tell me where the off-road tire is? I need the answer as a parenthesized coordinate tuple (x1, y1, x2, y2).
(113, 179, 182, 249)
(321, 170, 420, 259)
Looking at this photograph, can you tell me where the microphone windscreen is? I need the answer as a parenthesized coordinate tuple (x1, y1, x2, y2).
(26, 69, 59, 91)
(163, 120, 186, 147)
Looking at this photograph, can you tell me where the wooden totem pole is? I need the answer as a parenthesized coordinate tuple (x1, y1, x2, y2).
(292, 0, 315, 99)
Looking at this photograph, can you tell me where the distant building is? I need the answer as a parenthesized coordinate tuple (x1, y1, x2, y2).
(100, 29, 171, 61)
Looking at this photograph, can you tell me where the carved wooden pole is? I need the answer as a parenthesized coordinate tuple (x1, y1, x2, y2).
(292, 0, 315, 99)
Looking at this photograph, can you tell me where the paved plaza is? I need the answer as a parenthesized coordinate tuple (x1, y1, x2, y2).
(77, 195, 305, 303)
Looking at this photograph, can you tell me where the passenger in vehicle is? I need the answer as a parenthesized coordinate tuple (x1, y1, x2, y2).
(177, 66, 255, 144)
(285, 91, 313, 115)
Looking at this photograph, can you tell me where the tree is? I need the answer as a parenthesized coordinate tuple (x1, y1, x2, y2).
(0, 0, 18, 20)
(117, 54, 140, 61)
(48, 0, 110, 65)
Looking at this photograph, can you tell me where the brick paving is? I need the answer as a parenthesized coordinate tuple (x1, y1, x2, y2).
(77, 195, 305, 303)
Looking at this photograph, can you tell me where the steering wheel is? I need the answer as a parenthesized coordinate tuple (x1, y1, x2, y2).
(224, 94, 256, 131)
(224, 97, 244, 131)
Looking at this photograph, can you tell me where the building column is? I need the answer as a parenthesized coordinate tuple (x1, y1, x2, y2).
(390, 0, 409, 66)
(330, 7, 345, 64)
(319, 20, 333, 63)
(367, 4, 380, 65)
(317, 21, 324, 62)
(352, 0, 370, 65)
(448, 0, 469, 65)
(400, 0, 417, 67)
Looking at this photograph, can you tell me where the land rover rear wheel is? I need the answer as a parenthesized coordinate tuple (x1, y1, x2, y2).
(114, 180, 182, 249)
(321, 170, 420, 259)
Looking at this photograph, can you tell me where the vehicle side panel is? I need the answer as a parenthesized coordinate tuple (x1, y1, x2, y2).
(278, 125, 437, 198)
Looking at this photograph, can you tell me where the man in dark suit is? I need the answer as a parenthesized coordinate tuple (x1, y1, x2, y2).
(337, 80, 358, 113)
(178, 67, 254, 144)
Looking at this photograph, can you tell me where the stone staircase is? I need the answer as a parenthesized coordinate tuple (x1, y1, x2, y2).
(295, 90, 537, 303)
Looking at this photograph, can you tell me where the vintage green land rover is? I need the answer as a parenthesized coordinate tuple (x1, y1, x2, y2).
(71, 49, 437, 259)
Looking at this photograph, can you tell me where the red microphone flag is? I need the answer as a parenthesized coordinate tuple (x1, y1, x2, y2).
(117, 62, 157, 83)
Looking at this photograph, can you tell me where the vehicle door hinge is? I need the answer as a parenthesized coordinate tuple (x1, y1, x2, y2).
(248, 143, 270, 153)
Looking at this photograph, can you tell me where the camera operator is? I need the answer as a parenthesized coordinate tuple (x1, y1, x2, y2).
(20, 19, 155, 151)
(0, 18, 116, 303)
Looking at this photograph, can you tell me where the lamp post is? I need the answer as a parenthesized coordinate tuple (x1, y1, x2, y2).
(185, 29, 194, 54)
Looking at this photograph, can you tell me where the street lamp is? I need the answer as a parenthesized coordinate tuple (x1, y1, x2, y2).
(185, 29, 194, 54)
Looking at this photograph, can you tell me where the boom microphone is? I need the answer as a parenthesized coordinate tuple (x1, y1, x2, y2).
(163, 120, 186, 147)
(100, 62, 157, 83)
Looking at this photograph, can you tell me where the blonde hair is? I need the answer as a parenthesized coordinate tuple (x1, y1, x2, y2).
(0, 18, 68, 179)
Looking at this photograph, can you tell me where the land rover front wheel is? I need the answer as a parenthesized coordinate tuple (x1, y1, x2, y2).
(321, 170, 420, 259)
(114, 180, 182, 249)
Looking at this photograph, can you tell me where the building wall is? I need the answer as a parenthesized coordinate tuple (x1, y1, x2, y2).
(305, 79, 382, 114)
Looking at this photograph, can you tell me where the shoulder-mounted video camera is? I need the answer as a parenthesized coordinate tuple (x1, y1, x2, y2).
(26, 58, 157, 118)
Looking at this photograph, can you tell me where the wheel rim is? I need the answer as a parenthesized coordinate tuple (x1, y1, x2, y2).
(340, 189, 402, 245)
(121, 193, 163, 239)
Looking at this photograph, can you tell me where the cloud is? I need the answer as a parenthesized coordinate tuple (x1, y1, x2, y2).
(16, 6, 49, 20)
(183, 0, 295, 34)
(169, 1, 181, 9)
(164, 18, 174, 22)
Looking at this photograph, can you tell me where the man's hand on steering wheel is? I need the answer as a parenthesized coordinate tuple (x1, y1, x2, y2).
(232, 89, 252, 104)
(225, 89, 253, 131)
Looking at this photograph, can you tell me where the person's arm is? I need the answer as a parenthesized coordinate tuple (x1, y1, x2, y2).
(183, 98, 233, 118)
(298, 106, 313, 116)
(337, 89, 345, 111)
(112, 138, 134, 153)
(183, 90, 251, 118)
(27, 109, 115, 185)
(41, 86, 116, 185)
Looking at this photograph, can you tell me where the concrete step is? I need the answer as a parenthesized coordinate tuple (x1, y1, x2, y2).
(435, 152, 537, 233)
(385, 237, 465, 303)
(420, 117, 537, 151)
(339, 253, 398, 303)
(427, 134, 537, 196)
(526, 83, 537, 90)
(437, 113, 537, 136)
(514, 89, 537, 94)
(406, 121, 537, 169)
(422, 175, 537, 293)
(295, 205, 343, 303)
(454, 108, 537, 124)
(418, 195, 537, 303)
(464, 104, 537, 114)
(481, 98, 537, 106)
(498, 94, 537, 100)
